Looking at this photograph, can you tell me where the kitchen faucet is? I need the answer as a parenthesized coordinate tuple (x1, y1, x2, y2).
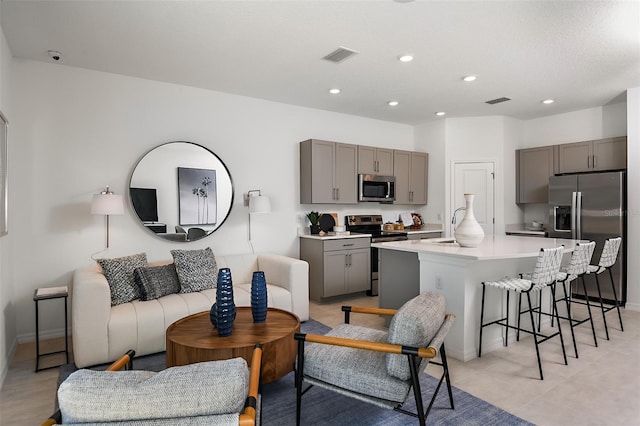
(451, 207, 466, 226)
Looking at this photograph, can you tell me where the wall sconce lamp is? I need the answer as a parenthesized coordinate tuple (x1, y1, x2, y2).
(91, 185, 124, 249)
(245, 189, 271, 253)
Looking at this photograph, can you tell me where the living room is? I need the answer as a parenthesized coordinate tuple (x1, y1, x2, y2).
(0, 1, 639, 424)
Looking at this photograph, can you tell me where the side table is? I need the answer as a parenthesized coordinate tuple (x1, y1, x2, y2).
(33, 286, 69, 372)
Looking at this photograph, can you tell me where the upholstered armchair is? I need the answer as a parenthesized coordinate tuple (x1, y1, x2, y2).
(294, 292, 455, 426)
(43, 346, 262, 426)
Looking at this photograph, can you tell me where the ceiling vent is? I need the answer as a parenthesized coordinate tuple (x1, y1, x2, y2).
(323, 46, 359, 63)
(485, 97, 511, 105)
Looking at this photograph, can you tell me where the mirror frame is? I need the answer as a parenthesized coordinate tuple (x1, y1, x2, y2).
(128, 141, 235, 241)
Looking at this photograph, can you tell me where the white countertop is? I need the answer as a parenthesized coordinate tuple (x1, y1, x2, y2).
(299, 233, 371, 240)
(372, 235, 580, 260)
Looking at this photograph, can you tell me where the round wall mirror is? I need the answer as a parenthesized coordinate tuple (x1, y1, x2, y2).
(129, 141, 234, 241)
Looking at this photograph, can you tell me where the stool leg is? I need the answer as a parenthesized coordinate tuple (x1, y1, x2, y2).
(526, 292, 543, 380)
(479, 283, 486, 358)
(608, 267, 624, 332)
(516, 293, 523, 342)
(551, 284, 567, 365)
(594, 273, 609, 340)
(581, 276, 598, 347)
(505, 290, 510, 347)
(35, 300, 40, 372)
(563, 279, 578, 358)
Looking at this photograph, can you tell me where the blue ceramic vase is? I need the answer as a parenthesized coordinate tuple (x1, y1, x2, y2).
(210, 268, 236, 336)
(251, 271, 268, 323)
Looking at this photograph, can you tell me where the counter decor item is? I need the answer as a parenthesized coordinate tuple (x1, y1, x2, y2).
(453, 193, 485, 247)
(209, 267, 236, 336)
(251, 271, 268, 322)
(306, 211, 322, 234)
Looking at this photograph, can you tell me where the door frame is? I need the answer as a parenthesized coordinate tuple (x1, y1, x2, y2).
(448, 160, 497, 237)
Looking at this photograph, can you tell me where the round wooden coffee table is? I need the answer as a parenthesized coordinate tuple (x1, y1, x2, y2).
(166, 307, 300, 384)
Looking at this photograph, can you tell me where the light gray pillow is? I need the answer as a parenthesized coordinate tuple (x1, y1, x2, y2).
(133, 264, 180, 301)
(97, 253, 148, 306)
(170, 247, 218, 293)
(386, 292, 445, 380)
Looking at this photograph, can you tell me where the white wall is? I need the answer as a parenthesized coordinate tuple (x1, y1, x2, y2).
(7, 59, 414, 342)
(0, 13, 15, 384)
(626, 87, 639, 310)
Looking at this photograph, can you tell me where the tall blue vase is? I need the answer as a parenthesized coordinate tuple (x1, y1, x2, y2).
(210, 268, 236, 336)
(251, 271, 268, 323)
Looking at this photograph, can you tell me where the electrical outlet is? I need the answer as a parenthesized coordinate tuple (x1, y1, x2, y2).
(435, 276, 443, 289)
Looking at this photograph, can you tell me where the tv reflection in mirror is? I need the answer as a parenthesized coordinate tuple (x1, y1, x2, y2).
(178, 167, 217, 226)
(130, 187, 159, 222)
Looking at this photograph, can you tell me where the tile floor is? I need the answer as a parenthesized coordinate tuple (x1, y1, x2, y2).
(1, 294, 639, 425)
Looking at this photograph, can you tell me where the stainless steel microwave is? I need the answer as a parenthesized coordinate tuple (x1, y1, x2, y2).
(358, 174, 395, 202)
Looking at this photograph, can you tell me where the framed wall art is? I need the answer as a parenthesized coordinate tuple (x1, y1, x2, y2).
(0, 111, 7, 237)
(177, 167, 218, 226)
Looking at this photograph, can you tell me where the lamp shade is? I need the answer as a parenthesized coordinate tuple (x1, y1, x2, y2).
(91, 193, 124, 215)
(249, 194, 271, 214)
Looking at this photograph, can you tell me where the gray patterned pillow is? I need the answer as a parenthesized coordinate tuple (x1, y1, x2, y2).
(97, 253, 148, 306)
(133, 264, 180, 301)
(386, 292, 445, 380)
(170, 247, 218, 293)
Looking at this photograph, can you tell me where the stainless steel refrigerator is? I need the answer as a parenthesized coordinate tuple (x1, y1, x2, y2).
(548, 171, 626, 304)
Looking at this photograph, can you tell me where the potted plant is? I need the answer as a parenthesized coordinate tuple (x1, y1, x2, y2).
(306, 211, 322, 234)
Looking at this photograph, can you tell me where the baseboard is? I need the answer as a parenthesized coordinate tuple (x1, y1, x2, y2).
(1, 336, 17, 387)
(624, 302, 640, 312)
(17, 327, 70, 344)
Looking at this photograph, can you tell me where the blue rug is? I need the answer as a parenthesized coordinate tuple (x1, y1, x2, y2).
(58, 319, 532, 425)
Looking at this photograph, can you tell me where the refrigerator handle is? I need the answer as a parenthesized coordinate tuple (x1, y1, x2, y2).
(576, 192, 582, 239)
(571, 192, 577, 239)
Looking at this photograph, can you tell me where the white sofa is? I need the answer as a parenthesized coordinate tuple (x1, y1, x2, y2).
(72, 253, 309, 368)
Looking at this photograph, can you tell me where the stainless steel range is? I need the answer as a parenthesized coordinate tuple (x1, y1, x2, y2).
(345, 215, 408, 296)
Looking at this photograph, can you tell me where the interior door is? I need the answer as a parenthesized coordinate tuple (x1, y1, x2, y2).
(451, 162, 495, 236)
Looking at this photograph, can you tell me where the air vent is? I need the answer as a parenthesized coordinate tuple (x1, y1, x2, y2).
(323, 46, 359, 63)
(485, 97, 511, 105)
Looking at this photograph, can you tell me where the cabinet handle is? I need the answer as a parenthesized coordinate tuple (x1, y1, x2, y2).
(336, 188, 340, 200)
(333, 188, 337, 200)
(348, 253, 352, 266)
(343, 243, 354, 247)
(588, 156, 591, 168)
(593, 155, 597, 168)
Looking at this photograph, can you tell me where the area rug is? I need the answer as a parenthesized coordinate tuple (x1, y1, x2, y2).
(58, 319, 532, 425)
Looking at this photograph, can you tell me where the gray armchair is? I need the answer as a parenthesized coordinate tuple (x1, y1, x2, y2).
(294, 292, 455, 426)
(45, 346, 262, 425)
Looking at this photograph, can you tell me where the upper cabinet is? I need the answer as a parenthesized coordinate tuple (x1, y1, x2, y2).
(394, 150, 428, 205)
(300, 139, 357, 204)
(556, 136, 627, 174)
(516, 146, 555, 204)
(357, 145, 394, 176)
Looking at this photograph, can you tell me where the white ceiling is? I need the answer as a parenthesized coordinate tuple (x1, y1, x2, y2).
(2, 0, 639, 125)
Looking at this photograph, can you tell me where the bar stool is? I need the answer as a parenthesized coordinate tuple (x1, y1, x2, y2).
(478, 246, 565, 380)
(583, 237, 624, 340)
(548, 241, 597, 358)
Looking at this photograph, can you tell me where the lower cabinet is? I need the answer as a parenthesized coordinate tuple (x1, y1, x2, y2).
(300, 237, 371, 302)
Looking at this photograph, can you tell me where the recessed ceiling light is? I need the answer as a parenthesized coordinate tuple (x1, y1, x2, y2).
(329, 88, 341, 94)
(388, 101, 399, 107)
(398, 55, 414, 63)
(435, 112, 446, 116)
(542, 99, 555, 104)
(462, 75, 477, 82)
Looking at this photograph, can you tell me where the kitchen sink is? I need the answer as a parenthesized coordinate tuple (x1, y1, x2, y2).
(424, 238, 459, 246)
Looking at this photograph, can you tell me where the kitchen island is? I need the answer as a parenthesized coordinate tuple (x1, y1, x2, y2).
(373, 235, 580, 361)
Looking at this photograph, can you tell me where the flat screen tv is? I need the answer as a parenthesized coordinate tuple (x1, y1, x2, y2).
(130, 187, 159, 222)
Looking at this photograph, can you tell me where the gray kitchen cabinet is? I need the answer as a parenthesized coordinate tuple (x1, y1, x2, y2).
(300, 237, 371, 302)
(394, 150, 428, 205)
(357, 145, 394, 176)
(556, 137, 626, 174)
(300, 139, 357, 204)
(516, 146, 555, 204)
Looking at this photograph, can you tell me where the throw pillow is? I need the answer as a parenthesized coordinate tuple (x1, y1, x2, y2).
(170, 247, 218, 293)
(133, 264, 181, 301)
(97, 253, 148, 306)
